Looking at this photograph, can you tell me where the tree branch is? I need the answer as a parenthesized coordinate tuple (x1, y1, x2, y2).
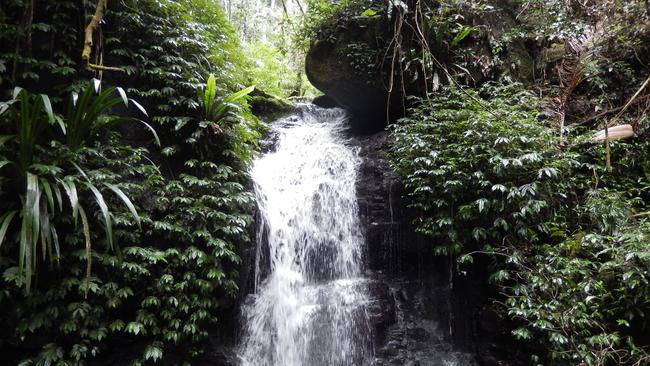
(82, 0, 123, 72)
(82, 0, 106, 63)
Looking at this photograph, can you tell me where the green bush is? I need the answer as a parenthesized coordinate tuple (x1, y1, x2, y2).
(391, 83, 579, 256)
(0, 83, 148, 293)
(0, 0, 262, 364)
(390, 83, 650, 364)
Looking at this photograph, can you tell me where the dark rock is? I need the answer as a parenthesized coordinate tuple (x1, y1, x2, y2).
(312, 94, 339, 108)
(305, 16, 393, 133)
(478, 307, 501, 334)
(348, 127, 529, 365)
(305, 0, 536, 133)
(474, 1, 534, 81)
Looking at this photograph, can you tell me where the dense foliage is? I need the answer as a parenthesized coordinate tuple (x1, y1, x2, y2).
(391, 83, 650, 363)
(0, 0, 265, 364)
(392, 84, 579, 257)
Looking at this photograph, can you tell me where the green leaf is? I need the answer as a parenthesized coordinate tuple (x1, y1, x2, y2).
(39, 178, 56, 212)
(60, 178, 80, 226)
(21, 172, 42, 292)
(92, 78, 101, 93)
(12, 86, 23, 99)
(126, 321, 144, 335)
(134, 119, 160, 146)
(104, 183, 141, 229)
(204, 73, 217, 117)
(144, 343, 163, 362)
(78, 206, 92, 286)
(39, 94, 55, 123)
(359, 9, 378, 17)
(223, 85, 255, 105)
(116, 87, 129, 107)
(452, 26, 474, 46)
(54, 115, 66, 135)
(0, 210, 18, 249)
(130, 98, 148, 117)
(0, 135, 14, 146)
(84, 181, 113, 251)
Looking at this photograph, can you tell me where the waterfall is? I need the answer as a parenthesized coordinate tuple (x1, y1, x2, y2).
(238, 105, 373, 366)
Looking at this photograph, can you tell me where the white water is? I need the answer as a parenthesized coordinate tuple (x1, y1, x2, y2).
(239, 105, 373, 366)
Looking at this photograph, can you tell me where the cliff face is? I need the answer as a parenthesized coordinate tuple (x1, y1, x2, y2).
(349, 127, 525, 365)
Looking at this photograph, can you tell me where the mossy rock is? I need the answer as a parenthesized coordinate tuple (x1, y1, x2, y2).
(249, 89, 295, 121)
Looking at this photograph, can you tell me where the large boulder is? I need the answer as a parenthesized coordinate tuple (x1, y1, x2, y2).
(305, 1, 536, 133)
(305, 16, 393, 133)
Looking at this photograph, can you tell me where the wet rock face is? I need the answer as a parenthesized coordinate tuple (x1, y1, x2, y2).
(306, 40, 389, 133)
(348, 128, 521, 365)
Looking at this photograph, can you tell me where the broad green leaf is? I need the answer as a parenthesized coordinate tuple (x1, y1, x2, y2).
(105, 183, 141, 229)
(54, 116, 66, 135)
(134, 119, 160, 146)
(204, 73, 217, 116)
(92, 78, 101, 93)
(78, 206, 92, 295)
(60, 179, 80, 226)
(223, 85, 255, 104)
(130, 98, 148, 117)
(144, 343, 163, 362)
(0, 134, 13, 146)
(39, 178, 56, 212)
(26, 173, 41, 261)
(116, 87, 129, 107)
(452, 26, 474, 46)
(12, 86, 23, 99)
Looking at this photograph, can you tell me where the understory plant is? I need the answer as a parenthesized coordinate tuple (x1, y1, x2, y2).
(390, 83, 650, 364)
(391, 83, 579, 257)
(0, 81, 152, 293)
(0, 0, 263, 363)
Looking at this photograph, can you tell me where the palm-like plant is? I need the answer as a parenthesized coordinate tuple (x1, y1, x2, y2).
(198, 73, 255, 123)
(66, 78, 159, 149)
(0, 81, 152, 293)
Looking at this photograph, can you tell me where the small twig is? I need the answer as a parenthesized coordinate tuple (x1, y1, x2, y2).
(607, 74, 650, 128)
(294, 0, 305, 15)
(87, 63, 124, 72)
(605, 125, 611, 171)
(579, 94, 650, 125)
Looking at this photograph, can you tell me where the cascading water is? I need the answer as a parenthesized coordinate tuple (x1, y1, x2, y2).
(238, 105, 373, 366)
